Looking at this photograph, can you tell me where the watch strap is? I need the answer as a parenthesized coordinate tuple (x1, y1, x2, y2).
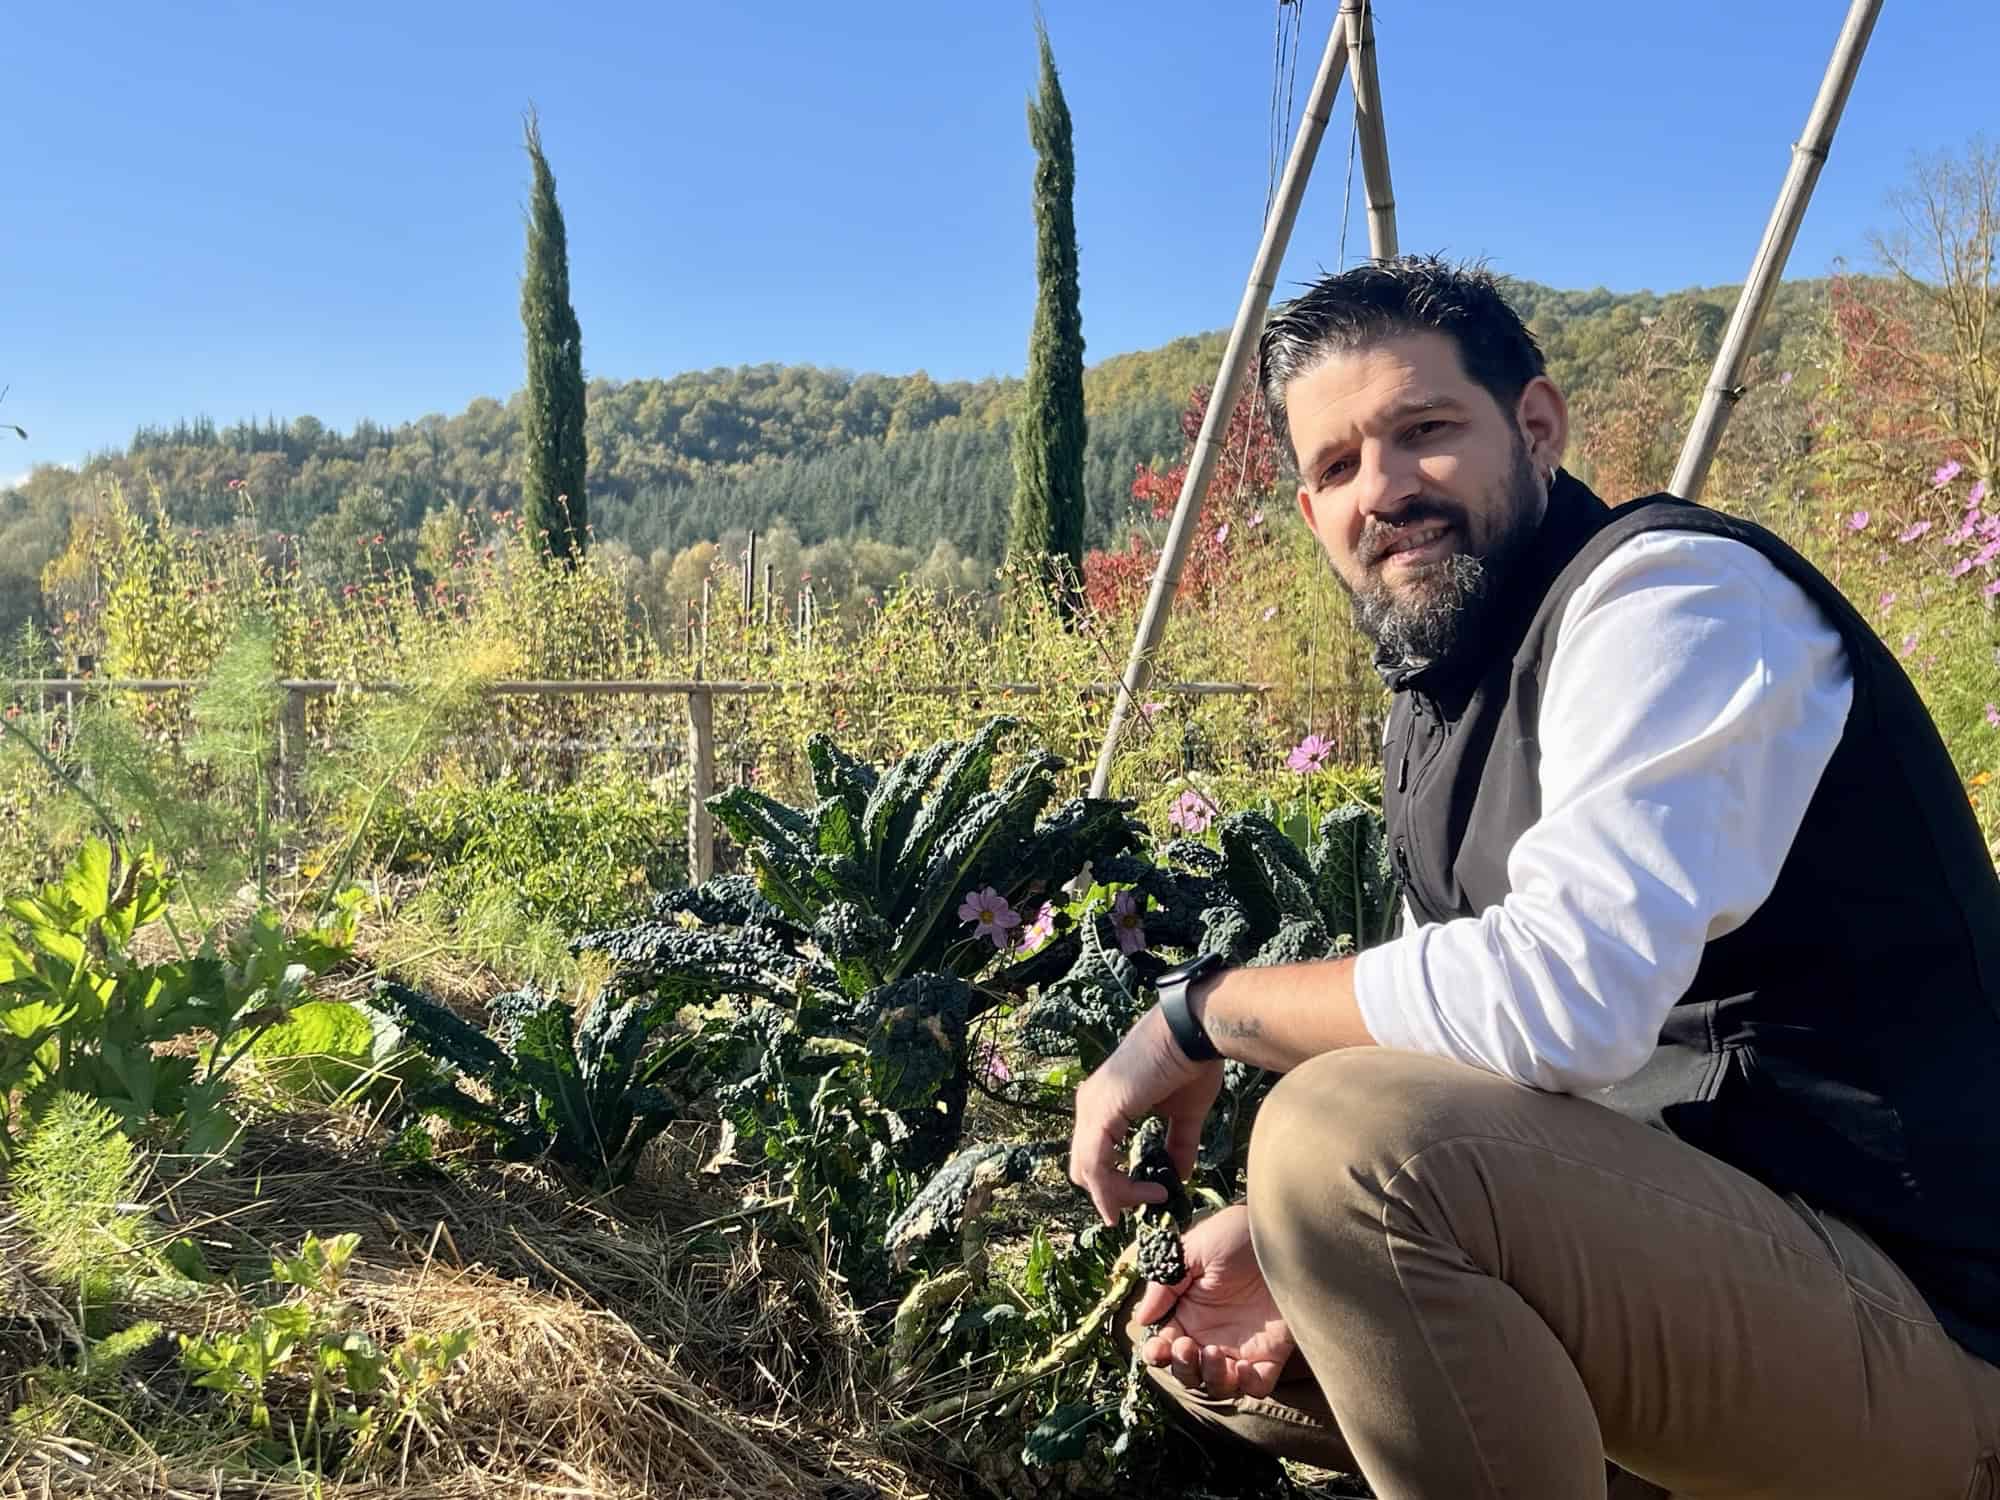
(1158, 956, 1223, 1062)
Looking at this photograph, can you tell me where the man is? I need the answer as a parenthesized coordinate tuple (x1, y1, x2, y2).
(1067, 258, 2000, 1498)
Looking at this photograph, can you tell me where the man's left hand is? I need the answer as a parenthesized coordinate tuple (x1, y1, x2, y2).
(1068, 1003, 1223, 1226)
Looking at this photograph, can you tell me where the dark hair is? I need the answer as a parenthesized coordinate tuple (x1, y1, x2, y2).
(1257, 255, 1546, 465)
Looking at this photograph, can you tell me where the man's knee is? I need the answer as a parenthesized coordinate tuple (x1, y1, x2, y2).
(1244, 1048, 1537, 1264)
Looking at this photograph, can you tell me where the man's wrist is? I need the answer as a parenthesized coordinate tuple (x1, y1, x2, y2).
(1189, 971, 1258, 1054)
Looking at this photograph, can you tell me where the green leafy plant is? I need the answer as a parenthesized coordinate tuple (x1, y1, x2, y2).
(0, 840, 356, 1157)
(178, 1230, 473, 1473)
(371, 768, 686, 934)
(371, 978, 690, 1189)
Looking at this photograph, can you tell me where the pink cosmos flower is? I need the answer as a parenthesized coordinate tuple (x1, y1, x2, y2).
(1970, 479, 1988, 508)
(1214, 523, 1231, 545)
(1286, 733, 1334, 772)
(1976, 541, 2000, 568)
(1847, 511, 1871, 532)
(1898, 521, 1933, 544)
(1016, 902, 1055, 953)
(1167, 788, 1216, 834)
(1878, 591, 1897, 612)
(1779, 370, 1794, 386)
(1139, 700, 1167, 719)
(1951, 558, 1977, 579)
(1261, 605, 1279, 622)
(1900, 632, 1919, 658)
(958, 887, 1022, 949)
(1248, 509, 1266, 529)
(1111, 890, 1148, 955)
(1987, 704, 2000, 729)
(1934, 460, 1963, 487)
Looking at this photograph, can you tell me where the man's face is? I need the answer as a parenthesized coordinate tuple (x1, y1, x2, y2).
(1286, 331, 1555, 670)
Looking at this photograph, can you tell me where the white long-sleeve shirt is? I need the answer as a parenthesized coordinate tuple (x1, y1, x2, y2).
(1351, 530, 1854, 1095)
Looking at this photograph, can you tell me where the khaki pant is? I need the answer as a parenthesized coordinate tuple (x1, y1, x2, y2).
(1132, 1049, 2000, 1499)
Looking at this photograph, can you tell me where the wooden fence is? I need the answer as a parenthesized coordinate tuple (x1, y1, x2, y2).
(3, 677, 1268, 882)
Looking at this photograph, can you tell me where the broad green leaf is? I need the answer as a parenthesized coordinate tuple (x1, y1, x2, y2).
(250, 1000, 377, 1099)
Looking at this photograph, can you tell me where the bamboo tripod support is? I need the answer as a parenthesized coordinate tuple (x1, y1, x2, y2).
(1669, 0, 1883, 503)
(1089, 0, 1883, 794)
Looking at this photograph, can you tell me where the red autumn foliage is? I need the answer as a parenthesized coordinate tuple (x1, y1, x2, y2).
(1082, 368, 1288, 614)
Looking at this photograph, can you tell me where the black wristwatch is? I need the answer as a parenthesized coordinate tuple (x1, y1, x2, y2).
(1156, 950, 1228, 1062)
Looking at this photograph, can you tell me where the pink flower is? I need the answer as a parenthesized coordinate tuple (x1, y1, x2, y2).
(1900, 632, 1919, 658)
(1976, 541, 2000, 567)
(1261, 605, 1279, 622)
(1016, 902, 1055, 953)
(1167, 789, 1216, 834)
(1111, 890, 1147, 955)
(1139, 700, 1167, 719)
(1934, 460, 1963, 487)
(1286, 733, 1334, 773)
(958, 887, 1022, 949)
(1847, 511, 1871, 532)
(1214, 523, 1231, 545)
(975, 1039, 1013, 1084)
(1970, 479, 1988, 508)
(1878, 591, 1897, 611)
(1951, 557, 1977, 579)
(1898, 521, 1933, 544)
(1987, 704, 2000, 729)
(1779, 370, 1794, 386)
(1248, 509, 1266, 529)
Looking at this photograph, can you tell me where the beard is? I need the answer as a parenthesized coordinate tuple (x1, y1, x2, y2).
(1344, 434, 1542, 674)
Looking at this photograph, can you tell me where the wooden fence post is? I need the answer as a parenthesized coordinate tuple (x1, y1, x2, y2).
(687, 686, 715, 883)
(277, 684, 309, 820)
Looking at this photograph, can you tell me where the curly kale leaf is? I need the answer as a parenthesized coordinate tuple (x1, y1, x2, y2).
(570, 922, 807, 1005)
(1313, 801, 1396, 950)
(1010, 796, 1144, 899)
(1220, 810, 1321, 932)
(885, 1139, 1062, 1267)
(861, 972, 972, 1172)
(649, 874, 797, 935)
(1249, 915, 1335, 968)
(806, 731, 879, 828)
(1018, 929, 1151, 1067)
(884, 717, 1019, 911)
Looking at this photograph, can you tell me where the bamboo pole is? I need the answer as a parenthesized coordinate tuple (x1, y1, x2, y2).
(1342, 0, 1397, 260)
(686, 687, 715, 882)
(1088, 15, 1352, 798)
(1668, 0, 1882, 503)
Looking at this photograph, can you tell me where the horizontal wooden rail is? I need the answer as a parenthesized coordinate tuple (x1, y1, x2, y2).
(3, 676, 1268, 883)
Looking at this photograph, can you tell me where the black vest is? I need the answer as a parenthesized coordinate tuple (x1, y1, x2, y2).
(1379, 473, 2000, 1364)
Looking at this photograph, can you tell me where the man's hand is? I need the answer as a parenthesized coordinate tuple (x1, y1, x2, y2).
(1129, 1204, 1295, 1399)
(1068, 1003, 1222, 1226)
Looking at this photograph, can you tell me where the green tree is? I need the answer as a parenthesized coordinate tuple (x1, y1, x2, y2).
(1007, 16, 1087, 619)
(519, 110, 589, 563)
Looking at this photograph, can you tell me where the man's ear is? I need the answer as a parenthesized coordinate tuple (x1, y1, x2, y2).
(1517, 375, 1569, 474)
(1295, 483, 1316, 531)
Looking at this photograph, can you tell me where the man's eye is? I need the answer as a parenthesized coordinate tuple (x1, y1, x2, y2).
(1319, 457, 1353, 486)
(1407, 420, 1447, 440)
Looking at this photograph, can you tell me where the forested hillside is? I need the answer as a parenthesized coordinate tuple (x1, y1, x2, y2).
(0, 277, 1828, 640)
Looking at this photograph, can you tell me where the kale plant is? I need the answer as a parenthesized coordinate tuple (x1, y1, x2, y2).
(372, 978, 691, 1189)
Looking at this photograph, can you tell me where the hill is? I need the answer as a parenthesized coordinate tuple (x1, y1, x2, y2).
(0, 276, 1832, 639)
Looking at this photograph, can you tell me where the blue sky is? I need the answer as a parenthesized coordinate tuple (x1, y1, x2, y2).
(4, 0, 1991, 475)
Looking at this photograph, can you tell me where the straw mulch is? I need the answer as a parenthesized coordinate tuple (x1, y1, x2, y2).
(0, 1101, 964, 1500)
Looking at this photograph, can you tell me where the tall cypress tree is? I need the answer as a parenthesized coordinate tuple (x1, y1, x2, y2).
(519, 110, 588, 562)
(1007, 16, 1086, 618)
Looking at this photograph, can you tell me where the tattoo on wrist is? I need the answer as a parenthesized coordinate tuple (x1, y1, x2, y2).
(1211, 1014, 1263, 1042)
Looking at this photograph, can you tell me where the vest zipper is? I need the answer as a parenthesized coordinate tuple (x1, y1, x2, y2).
(1397, 698, 1423, 793)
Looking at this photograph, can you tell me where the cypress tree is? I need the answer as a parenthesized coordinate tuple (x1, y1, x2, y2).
(519, 109, 588, 562)
(1007, 16, 1087, 618)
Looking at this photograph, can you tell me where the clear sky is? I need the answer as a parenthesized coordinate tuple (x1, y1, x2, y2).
(5, 0, 1991, 475)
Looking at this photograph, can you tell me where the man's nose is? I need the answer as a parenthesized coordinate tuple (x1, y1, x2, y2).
(1353, 444, 1423, 523)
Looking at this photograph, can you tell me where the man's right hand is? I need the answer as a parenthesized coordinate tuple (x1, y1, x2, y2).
(1129, 1203, 1296, 1399)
